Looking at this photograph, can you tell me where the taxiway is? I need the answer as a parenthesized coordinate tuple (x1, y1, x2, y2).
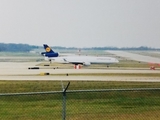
(0, 62, 160, 82)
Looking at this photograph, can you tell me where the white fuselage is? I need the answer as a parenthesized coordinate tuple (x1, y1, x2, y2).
(45, 55, 119, 65)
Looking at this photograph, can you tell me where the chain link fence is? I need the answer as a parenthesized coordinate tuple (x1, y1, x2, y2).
(0, 86, 160, 120)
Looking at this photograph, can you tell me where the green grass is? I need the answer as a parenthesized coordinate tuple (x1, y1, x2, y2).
(0, 81, 160, 93)
(38, 73, 160, 77)
(0, 81, 160, 119)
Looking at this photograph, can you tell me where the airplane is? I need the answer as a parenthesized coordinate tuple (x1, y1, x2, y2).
(42, 44, 119, 68)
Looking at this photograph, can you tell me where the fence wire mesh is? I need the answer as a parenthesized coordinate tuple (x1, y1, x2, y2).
(0, 89, 160, 120)
(66, 90, 160, 120)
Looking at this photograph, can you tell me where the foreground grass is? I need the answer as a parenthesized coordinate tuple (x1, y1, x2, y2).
(0, 81, 160, 93)
(40, 73, 160, 77)
(0, 81, 160, 120)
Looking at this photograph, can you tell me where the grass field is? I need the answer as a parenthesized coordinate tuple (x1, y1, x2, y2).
(0, 81, 160, 120)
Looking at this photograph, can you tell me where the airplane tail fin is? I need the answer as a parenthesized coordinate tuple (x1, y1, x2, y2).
(43, 44, 54, 53)
(42, 44, 59, 57)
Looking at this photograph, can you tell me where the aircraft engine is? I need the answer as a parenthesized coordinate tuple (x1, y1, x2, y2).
(44, 53, 59, 57)
(44, 57, 49, 61)
(41, 52, 46, 56)
(83, 62, 91, 66)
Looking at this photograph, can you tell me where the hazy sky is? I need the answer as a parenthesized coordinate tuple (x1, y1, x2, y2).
(0, 0, 160, 48)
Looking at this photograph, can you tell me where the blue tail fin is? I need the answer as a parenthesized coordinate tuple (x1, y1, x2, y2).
(41, 44, 59, 57)
(43, 44, 54, 53)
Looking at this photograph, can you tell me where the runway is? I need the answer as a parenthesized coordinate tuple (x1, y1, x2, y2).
(0, 76, 160, 82)
(0, 62, 160, 82)
(107, 50, 160, 63)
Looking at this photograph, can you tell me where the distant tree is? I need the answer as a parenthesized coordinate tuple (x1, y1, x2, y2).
(0, 43, 38, 52)
(0, 43, 7, 51)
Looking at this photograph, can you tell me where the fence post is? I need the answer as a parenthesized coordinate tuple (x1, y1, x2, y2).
(62, 82, 70, 120)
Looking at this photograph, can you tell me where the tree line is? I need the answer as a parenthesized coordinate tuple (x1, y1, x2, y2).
(0, 43, 38, 52)
(52, 46, 160, 51)
(0, 43, 159, 52)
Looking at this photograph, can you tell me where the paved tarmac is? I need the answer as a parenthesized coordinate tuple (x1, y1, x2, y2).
(107, 50, 160, 63)
(0, 76, 160, 82)
(0, 62, 160, 82)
